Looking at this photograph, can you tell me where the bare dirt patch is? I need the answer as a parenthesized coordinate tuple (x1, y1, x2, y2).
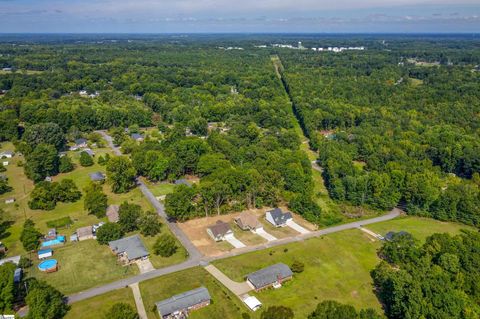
(177, 207, 317, 256)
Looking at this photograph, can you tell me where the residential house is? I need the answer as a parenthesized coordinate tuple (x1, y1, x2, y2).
(246, 263, 293, 291)
(108, 235, 149, 264)
(235, 212, 262, 231)
(131, 133, 144, 142)
(89, 172, 105, 182)
(265, 208, 292, 227)
(76, 226, 94, 241)
(156, 287, 211, 319)
(0, 150, 14, 158)
(206, 221, 233, 242)
(70, 138, 87, 151)
(106, 205, 120, 223)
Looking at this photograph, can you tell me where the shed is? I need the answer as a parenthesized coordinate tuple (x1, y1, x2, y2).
(70, 234, 78, 242)
(38, 248, 53, 259)
(76, 226, 94, 241)
(243, 296, 262, 311)
(0, 255, 20, 266)
(265, 208, 292, 227)
(206, 221, 233, 242)
(131, 133, 144, 141)
(109, 235, 149, 262)
(5, 198, 15, 204)
(156, 287, 211, 318)
(46, 228, 57, 240)
(89, 172, 105, 182)
(106, 205, 120, 223)
(246, 263, 293, 291)
(235, 212, 262, 231)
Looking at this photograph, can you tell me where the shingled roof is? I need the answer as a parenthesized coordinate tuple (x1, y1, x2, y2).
(156, 287, 211, 317)
(266, 208, 292, 226)
(246, 263, 293, 289)
(109, 235, 149, 261)
(235, 212, 261, 230)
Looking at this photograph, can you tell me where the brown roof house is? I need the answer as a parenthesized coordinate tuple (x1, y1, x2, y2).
(76, 226, 94, 241)
(206, 221, 233, 242)
(106, 205, 120, 223)
(235, 212, 262, 231)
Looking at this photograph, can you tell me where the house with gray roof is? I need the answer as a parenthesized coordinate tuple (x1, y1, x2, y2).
(156, 287, 211, 318)
(206, 221, 233, 242)
(265, 208, 292, 227)
(246, 263, 293, 291)
(89, 171, 105, 182)
(109, 235, 149, 263)
(131, 133, 144, 142)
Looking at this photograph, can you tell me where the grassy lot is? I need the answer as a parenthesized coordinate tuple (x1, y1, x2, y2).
(261, 220, 299, 239)
(140, 234, 187, 269)
(142, 179, 175, 197)
(232, 224, 266, 246)
(140, 267, 246, 319)
(367, 216, 475, 241)
(66, 287, 135, 319)
(213, 216, 472, 318)
(28, 239, 138, 295)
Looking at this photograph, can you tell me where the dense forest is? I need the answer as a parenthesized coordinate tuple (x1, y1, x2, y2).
(280, 40, 480, 225)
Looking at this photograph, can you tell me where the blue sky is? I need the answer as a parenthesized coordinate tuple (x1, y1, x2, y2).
(0, 0, 479, 33)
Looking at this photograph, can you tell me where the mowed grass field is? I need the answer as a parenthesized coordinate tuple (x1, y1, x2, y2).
(212, 216, 473, 318)
(139, 267, 246, 319)
(28, 239, 138, 295)
(66, 287, 136, 319)
(0, 142, 187, 293)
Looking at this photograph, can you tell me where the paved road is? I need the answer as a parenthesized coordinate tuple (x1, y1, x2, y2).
(67, 208, 400, 303)
(96, 130, 202, 260)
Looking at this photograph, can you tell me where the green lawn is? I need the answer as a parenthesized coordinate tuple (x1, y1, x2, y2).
(142, 179, 176, 197)
(28, 239, 138, 295)
(367, 216, 474, 242)
(139, 267, 246, 319)
(140, 234, 187, 269)
(66, 287, 135, 319)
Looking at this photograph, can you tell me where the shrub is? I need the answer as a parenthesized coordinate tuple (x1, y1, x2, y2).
(153, 234, 177, 257)
(96, 223, 124, 245)
(291, 260, 304, 273)
(79, 151, 94, 167)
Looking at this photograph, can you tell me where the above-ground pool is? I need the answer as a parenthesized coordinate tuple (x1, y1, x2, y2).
(38, 259, 58, 272)
(41, 235, 65, 247)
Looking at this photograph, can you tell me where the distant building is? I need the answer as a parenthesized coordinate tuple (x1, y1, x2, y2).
(246, 263, 293, 291)
(82, 148, 95, 157)
(0, 255, 20, 266)
(235, 212, 262, 231)
(206, 221, 233, 242)
(89, 172, 105, 182)
(174, 179, 191, 187)
(76, 226, 94, 241)
(13, 268, 22, 283)
(106, 205, 120, 223)
(243, 295, 262, 311)
(131, 133, 144, 142)
(109, 235, 149, 263)
(4, 198, 15, 204)
(156, 287, 211, 319)
(265, 208, 292, 227)
(0, 150, 14, 158)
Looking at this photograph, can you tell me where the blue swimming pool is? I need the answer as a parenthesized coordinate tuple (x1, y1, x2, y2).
(41, 235, 65, 247)
(38, 259, 57, 272)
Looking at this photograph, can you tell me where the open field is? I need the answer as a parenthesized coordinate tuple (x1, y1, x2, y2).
(177, 208, 315, 256)
(142, 179, 175, 197)
(139, 267, 246, 319)
(140, 234, 187, 269)
(65, 287, 136, 319)
(367, 216, 474, 241)
(28, 239, 138, 295)
(212, 216, 473, 318)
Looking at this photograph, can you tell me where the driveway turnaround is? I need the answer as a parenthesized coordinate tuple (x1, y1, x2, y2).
(225, 234, 246, 248)
(130, 283, 148, 319)
(286, 220, 310, 234)
(204, 265, 252, 295)
(136, 258, 155, 274)
(254, 228, 277, 241)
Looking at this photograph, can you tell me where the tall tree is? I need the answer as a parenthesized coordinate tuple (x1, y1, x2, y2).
(106, 156, 137, 193)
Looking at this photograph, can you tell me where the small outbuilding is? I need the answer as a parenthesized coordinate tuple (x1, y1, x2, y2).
(246, 263, 293, 291)
(265, 208, 292, 227)
(174, 179, 191, 187)
(206, 221, 233, 242)
(156, 286, 211, 319)
(13, 268, 22, 283)
(0, 255, 20, 266)
(109, 235, 149, 263)
(235, 212, 262, 231)
(82, 148, 95, 157)
(106, 205, 120, 223)
(89, 172, 105, 182)
(38, 248, 53, 259)
(0, 150, 14, 158)
(243, 295, 262, 311)
(131, 133, 144, 142)
(76, 226, 94, 241)
(46, 228, 57, 240)
(4, 198, 15, 204)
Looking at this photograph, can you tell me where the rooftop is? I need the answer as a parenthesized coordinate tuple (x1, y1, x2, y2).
(235, 211, 261, 229)
(267, 208, 292, 225)
(207, 220, 232, 238)
(77, 226, 93, 238)
(247, 263, 293, 289)
(109, 234, 149, 261)
(156, 287, 211, 317)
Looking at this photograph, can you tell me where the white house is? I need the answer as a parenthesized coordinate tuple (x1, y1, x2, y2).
(206, 221, 233, 242)
(265, 208, 292, 227)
